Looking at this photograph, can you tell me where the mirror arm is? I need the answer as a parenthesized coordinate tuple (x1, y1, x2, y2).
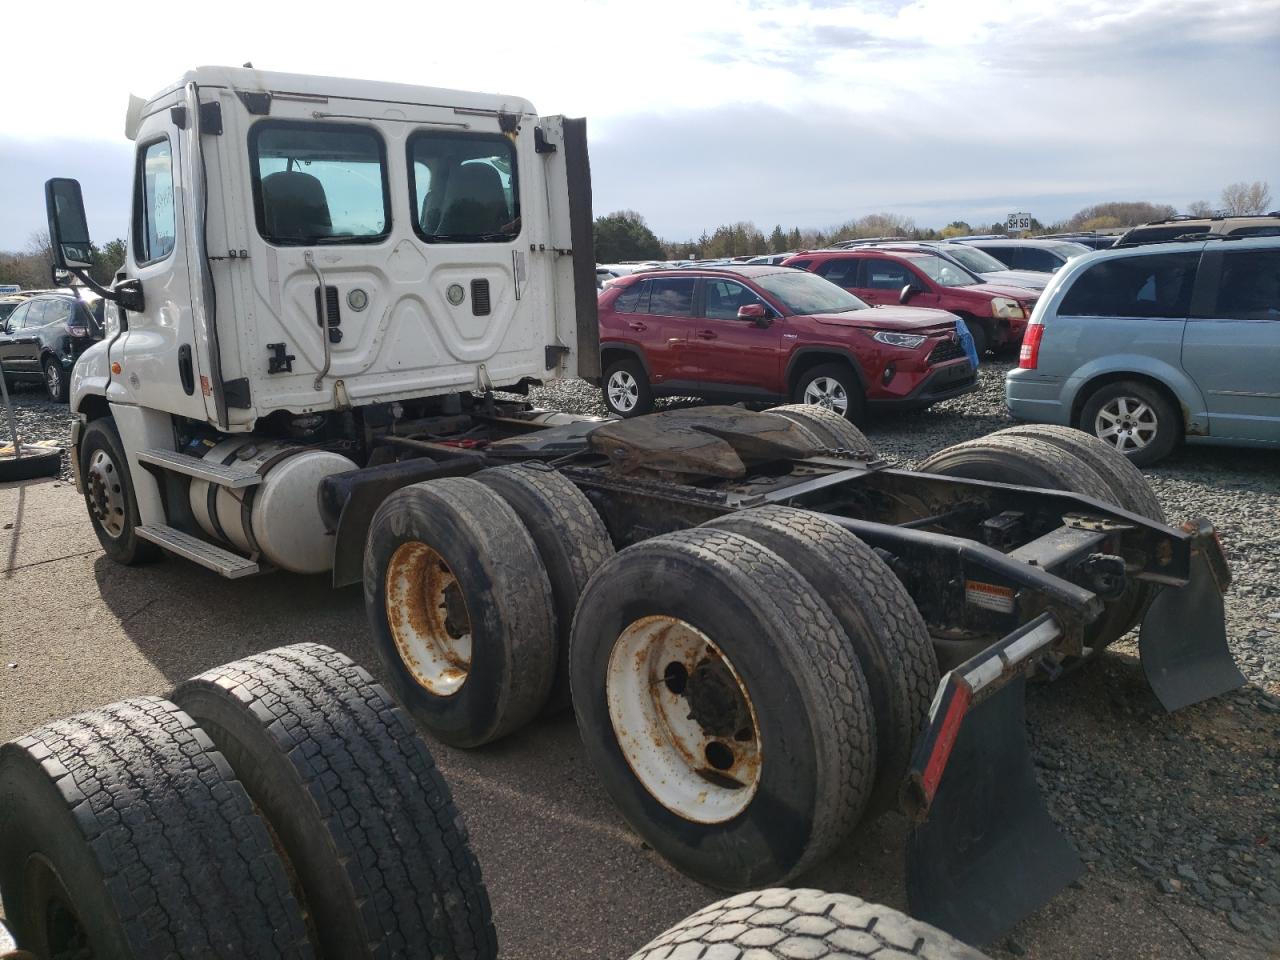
(65, 267, 114, 301)
(65, 268, 146, 313)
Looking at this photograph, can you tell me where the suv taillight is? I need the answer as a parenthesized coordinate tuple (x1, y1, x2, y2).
(66, 321, 89, 337)
(1019, 323, 1044, 369)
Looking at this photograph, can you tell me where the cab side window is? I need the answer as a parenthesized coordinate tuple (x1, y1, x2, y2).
(135, 139, 176, 264)
(1059, 253, 1199, 318)
(1210, 249, 1280, 320)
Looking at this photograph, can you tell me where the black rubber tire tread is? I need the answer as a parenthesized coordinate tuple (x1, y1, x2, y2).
(570, 527, 876, 888)
(476, 463, 615, 714)
(602, 357, 655, 418)
(363, 476, 557, 747)
(990, 424, 1165, 522)
(767, 404, 878, 459)
(172, 643, 497, 960)
(0, 697, 311, 960)
(790, 362, 866, 425)
(958, 315, 990, 358)
(917, 435, 1140, 648)
(1077, 379, 1181, 466)
(0, 447, 62, 482)
(706, 506, 939, 815)
(628, 888, 991, 960)
(78, 417, 160, 565)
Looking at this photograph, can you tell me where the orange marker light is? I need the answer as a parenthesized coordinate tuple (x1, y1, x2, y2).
(110, 362, 122, 374)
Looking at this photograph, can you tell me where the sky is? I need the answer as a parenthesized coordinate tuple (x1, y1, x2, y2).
(1, 0, 1277, 251)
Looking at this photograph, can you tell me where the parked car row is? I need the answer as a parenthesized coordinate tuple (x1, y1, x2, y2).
(0, 289, 104, 401)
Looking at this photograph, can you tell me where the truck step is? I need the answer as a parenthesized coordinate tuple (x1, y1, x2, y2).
(136, 448, 262, 488)
(135, 524, 260, 578)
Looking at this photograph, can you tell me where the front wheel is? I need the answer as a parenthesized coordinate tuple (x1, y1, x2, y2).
(43, 358, 68, 402)
(792, 362, 865, 425)
(1078, 380, 1180, 466)
(960, 317, 990, 357)
(79, 418, 159, 565)
(602, 358, 654, 418)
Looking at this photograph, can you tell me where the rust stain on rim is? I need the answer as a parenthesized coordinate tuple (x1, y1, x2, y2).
(385, 540, 473, 696)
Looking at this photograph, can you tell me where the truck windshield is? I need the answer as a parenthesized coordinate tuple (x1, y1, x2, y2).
(756, 271, 870, 315)
(250, 122, 390, 245)
(408, 132, 520, 243)
(909, 254, 980, 287)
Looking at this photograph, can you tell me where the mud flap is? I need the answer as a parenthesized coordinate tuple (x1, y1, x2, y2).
(1139, 546, 1244, 713)
(905, 675, 1083, 945)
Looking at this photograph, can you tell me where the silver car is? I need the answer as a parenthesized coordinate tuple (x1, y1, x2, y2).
(1006, 237, 1280, 464)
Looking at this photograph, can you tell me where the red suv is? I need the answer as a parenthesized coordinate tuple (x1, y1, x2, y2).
(597, 266, 976, 423)
(783, 249, 1037, 356)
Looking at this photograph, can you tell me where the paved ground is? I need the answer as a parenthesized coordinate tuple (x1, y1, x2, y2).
(1, 478, 1273, 959)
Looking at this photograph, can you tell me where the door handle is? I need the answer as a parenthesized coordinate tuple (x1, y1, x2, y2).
(696, 331, 718, 340)
(628, 321, 647, 331)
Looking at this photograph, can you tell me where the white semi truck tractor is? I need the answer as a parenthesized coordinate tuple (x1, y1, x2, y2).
(45, 67, 1244, 949)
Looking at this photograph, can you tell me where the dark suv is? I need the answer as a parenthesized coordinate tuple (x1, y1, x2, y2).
(597, 266, 976, 423)
(0, 292, 102, 401)
(783, 248, 1037, 356)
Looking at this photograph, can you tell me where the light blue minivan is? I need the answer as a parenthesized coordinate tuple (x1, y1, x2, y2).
(1005, 237, 1280, 464)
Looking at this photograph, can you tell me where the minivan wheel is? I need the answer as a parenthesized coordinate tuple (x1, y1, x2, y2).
(602, 359, 654, 418)
(793, 362, 865, 425)
(1079, 380, 1180, 466)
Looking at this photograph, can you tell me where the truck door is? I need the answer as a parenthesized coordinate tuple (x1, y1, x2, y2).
(112, 100, 214, 421)
(1183, 246, 1280, 443)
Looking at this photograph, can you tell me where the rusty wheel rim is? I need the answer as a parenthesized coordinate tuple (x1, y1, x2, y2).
(384, 541, 473, 697)
(607, 615, 761, 823)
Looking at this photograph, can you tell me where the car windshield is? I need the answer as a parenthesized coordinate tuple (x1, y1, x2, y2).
(1053, 242, 1090, 259)
(756, 271, 869, 314)
(942, 245, 1007, 274)
(908, 254, 980, 287)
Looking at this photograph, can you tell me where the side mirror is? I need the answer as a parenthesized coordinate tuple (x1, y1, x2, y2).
(899, 283, 923, 305)
(45, 178, 93, 270)
(738, 303, 771, 327)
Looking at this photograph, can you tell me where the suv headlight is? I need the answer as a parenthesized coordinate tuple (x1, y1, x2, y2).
(872, 330, 927, 348)
(991, 297, 1026, 320)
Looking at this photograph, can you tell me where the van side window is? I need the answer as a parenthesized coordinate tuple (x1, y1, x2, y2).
(135, 139, 176, 264)
(250, 122, 390, 245)
(408, 133, 519, 243)
(1211, 249, 1280, 320)
(1059, 253, 1199, 318)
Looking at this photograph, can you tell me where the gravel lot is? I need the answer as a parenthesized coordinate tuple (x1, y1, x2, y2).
(2, 362, 1277, 958)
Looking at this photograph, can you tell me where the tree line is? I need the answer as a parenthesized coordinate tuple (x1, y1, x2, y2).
(594, 180, 1273, 262)
(0, 231, 126, 290)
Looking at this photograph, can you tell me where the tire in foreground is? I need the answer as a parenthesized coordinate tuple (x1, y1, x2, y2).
(173, 643, 497, 960)
(364, 477, 558, 746)
(0, 697, 311, 959)
(570, 527, 877, 890)
(767, 403, 878, 459)
(629, 888, 990, 960)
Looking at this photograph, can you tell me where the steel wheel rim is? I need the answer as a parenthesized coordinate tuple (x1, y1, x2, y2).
(1095, 397, 1158, 453)
(607, 370, 639, 412)
(606, 615, 762, 823)
(384, 541, 473, 696)
(45, 363, 60, 398)
(802, 376, 848, 415)
(86, 448, 127, 538)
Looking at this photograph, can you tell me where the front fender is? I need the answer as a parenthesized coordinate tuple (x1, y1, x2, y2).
(70, 340, 113, 413)
(1064, 354, 1209, 435)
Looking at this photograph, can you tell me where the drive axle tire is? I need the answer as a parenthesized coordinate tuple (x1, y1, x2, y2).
(79, 417, 160, 565)
(629, 888, 990, 960)
(570, 527, 876, 889)
(706, 506, 939, 815)
(767, 404, 878, 459)
(173, 644, 497, 960)
(364, 477, 557, 747)
(477, 463, 614, 714)
(0, 698, 311, 960)
(990, 424, 1164, 522)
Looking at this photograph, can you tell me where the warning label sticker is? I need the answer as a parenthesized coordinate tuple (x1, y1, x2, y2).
(965, 580, 1016, 614)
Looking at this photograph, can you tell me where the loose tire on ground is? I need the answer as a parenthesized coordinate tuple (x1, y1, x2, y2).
(0, 446, 62, 483)
(916, 434, 1141, 648)
(1077, 379, 1181, 466)
(476, 463, 614, 714)
(792, 362, 866, 425)
(173, 644, 497, 960)
(79, 417, 160, 565)
(706, 506, 939, 815)
(364, 477, 557, 747)
(570, 527, 877, 890)
(0, 697, 311, 960)
(767, 403, 878, 459)
(603, 357, 655, 418)
(628, 888, 990, 960)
